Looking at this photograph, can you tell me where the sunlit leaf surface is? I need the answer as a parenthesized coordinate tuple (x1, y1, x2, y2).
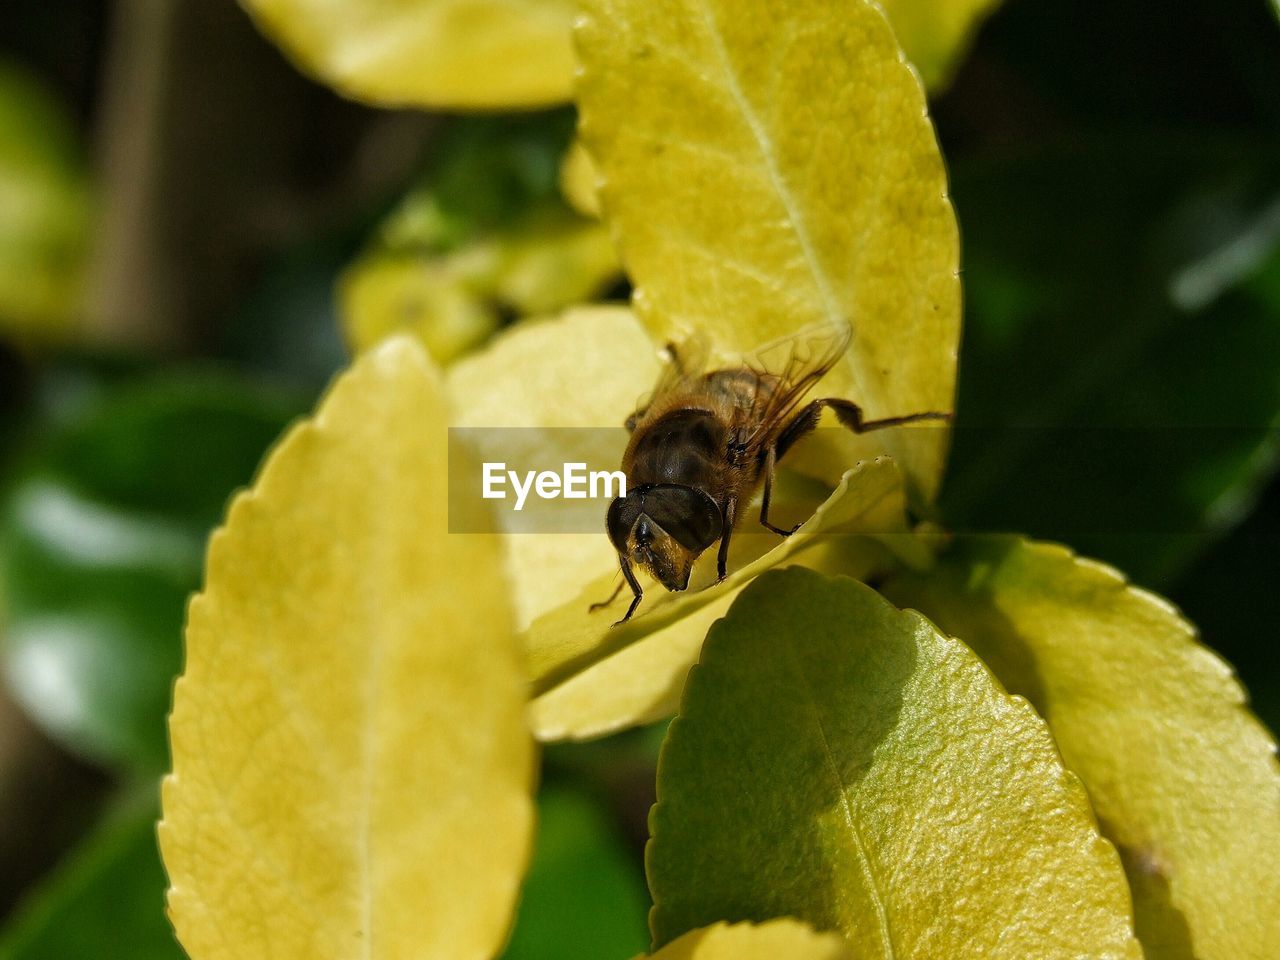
(650, 568, 1142, 958)
(160, 338, 535, 960)
(0, 62, 93, 340)
(645, 919, 854, 960)
(575, 0, 960, 502)
(884, 536, 1280, 960)
(238, 0, 577, 108)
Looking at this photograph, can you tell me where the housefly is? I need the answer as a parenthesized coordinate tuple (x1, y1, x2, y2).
(593, 323, 950, 623)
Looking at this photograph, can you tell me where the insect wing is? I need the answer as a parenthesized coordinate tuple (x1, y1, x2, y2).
(626, 331, 713, 429)
(742, 321, 853, 442)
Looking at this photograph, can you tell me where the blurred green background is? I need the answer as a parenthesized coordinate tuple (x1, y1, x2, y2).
(0, 0, 1277, 956)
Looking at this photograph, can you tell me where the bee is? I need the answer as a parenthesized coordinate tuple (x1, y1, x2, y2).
(592, 323, 951, 624)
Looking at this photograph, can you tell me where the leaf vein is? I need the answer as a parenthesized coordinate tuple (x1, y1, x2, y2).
(693, 0, 846, 335)
(786, 644, 898, 960)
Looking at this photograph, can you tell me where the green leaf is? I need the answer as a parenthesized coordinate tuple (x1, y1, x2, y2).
(0, 61, 93, 341)
(502, 786, 649, 960)
(883, 536, 1280, 960)
(575, 0, 960, 502)
(0, 375, 302, 772)
(650, 567, 1141, 958)
(238, 0, 578, 109)
(405, 113, 578, 242)
(160, 338, 536, 960)
(945, 135, 1280, 584)
(218, 233, 357, 392)
(646, 920, 854, 960)
(0, 796, 183, 960)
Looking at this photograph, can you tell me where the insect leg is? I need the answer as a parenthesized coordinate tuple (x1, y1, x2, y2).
(715, 497, 737, 582)
(832, 401, 954, 434)
(624, 341, 683, 433)
(591, 555, 645, 624)
(615, 556, 644, 626)
(776, 399, 952, 460)
(759, 444, 802, 536)
(664, 340, 690, 375)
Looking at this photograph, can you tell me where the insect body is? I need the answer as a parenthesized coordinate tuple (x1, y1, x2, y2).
(594, 325, 950, 624)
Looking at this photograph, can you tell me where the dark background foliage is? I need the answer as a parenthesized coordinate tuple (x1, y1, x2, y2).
(0, 0, 1276, 956)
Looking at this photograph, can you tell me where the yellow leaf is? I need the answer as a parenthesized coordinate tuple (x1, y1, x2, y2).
(643, 919, 854, 960)
(343, 210, 619, 363)
(341, 255, 500, 364)
(528, 531, 884, 741)
(446, 306, 660, 630)
(447, 306, 911, 740)
(574, 0, 961, 502)
(160, 337, 536, 960)
(528, 460, 908, 738)
(559, 139, 602, 218)
(879, 0, 1005, 89)
(238, 0, 577, 109)
(884, 536, 1280, 960)
(240, 0, 988, 110)
(490, 213, 618, 315)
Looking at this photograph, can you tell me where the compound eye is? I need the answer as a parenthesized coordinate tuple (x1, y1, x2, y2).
(606, 495, 642, 552)
(644, 485, 723, 554)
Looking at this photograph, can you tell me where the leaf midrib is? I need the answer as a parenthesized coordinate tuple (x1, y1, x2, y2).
(357, 432, 396, 960)
(785, 643, 898, 960)
(691, 0, 894, 458)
